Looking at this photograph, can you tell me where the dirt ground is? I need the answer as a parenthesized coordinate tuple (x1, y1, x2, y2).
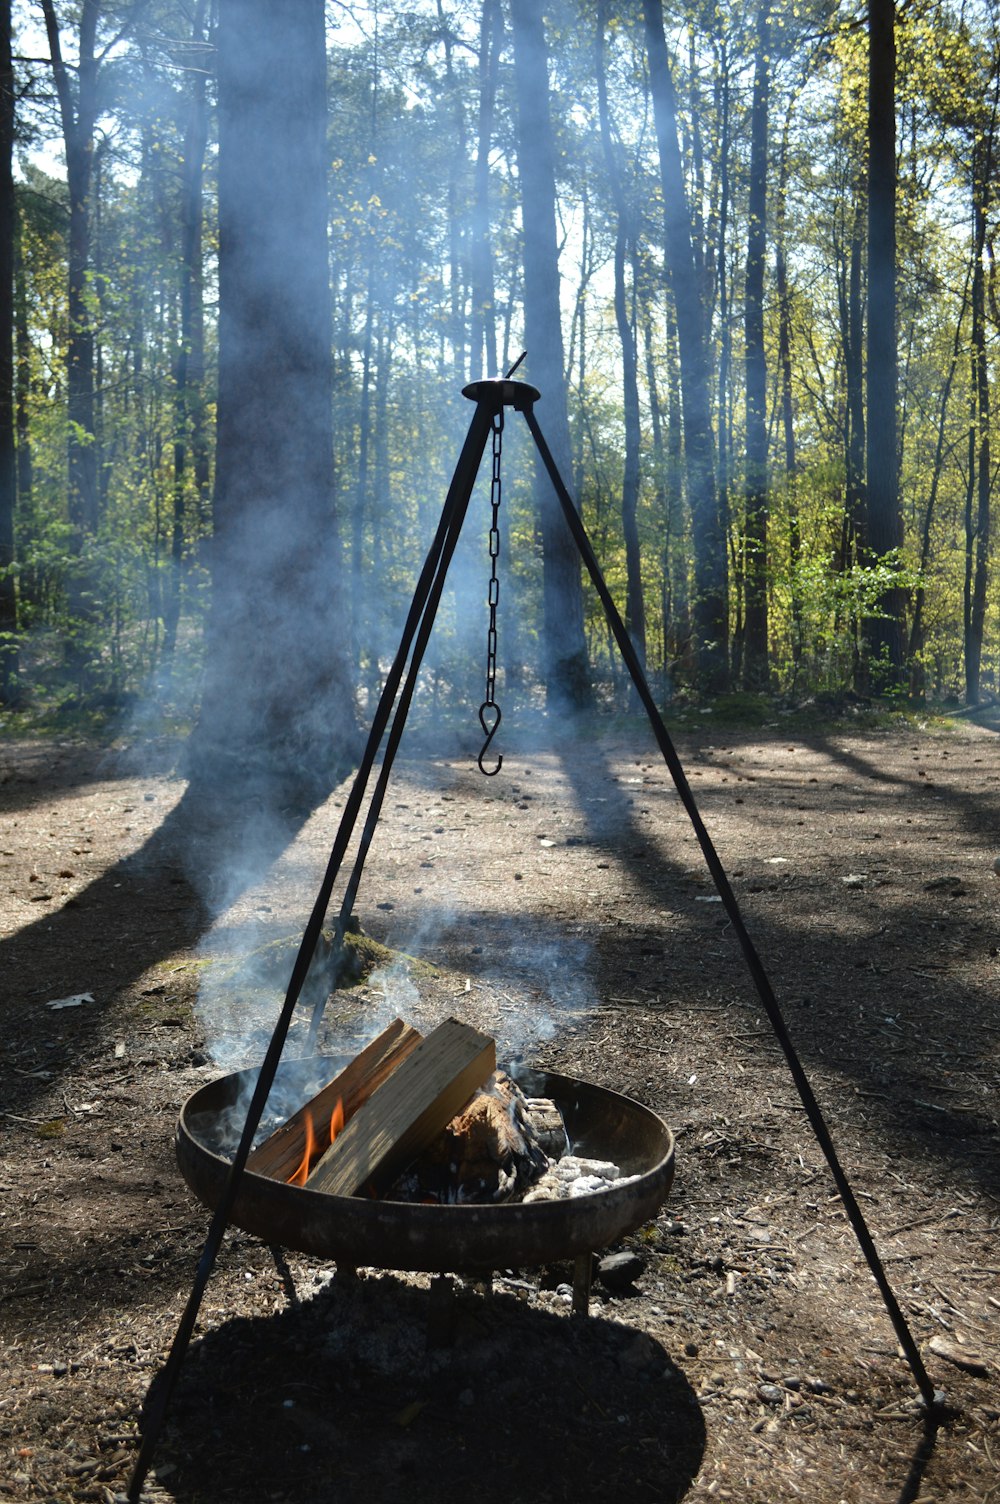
(1, 705, 999, 1504)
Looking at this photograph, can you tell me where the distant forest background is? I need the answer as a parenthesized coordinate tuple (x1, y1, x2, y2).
(1, 0, 997, 755)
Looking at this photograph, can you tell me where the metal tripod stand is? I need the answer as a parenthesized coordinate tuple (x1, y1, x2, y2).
(128, 376, 938, 1501)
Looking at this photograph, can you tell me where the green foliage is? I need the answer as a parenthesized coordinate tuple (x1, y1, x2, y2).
(6, 0, 1000, 726)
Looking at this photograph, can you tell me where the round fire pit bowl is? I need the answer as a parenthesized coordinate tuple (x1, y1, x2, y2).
(176, 1065, 675, 1274)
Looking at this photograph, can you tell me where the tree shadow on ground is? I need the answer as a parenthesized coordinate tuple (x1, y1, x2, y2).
(143, 1269, 707, 1504)
(2, 777, 343, 1111)
(809, 729, 1000, 845)
(546, 726, 999, 1204)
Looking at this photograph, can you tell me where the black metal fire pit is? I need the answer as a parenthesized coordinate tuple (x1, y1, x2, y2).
(176, 1064, 675, 1274)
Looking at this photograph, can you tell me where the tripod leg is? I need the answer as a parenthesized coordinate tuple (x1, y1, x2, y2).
(127, 397, 497, 1503)
(310, 402, 500, 1037)
(522, 403, 938, 1412)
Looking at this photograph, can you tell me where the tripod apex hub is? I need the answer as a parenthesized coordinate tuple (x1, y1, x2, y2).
(463, 377, 541, 411)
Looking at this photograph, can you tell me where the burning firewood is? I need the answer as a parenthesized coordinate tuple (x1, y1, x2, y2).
(248, 1019, 571, 1206)
(521, 1097, 569, 1159)
(246, 1018, 423, 1183)
(386, 1072, 563, 1203)
(306, 1018, 496, 1197)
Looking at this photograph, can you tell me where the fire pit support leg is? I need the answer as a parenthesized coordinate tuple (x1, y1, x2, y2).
(571, 1253, 592, 1317)
(427, 1274, 457, 1348)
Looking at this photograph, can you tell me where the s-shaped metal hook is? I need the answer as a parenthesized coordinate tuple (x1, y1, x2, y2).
(478, 701, 502, 776)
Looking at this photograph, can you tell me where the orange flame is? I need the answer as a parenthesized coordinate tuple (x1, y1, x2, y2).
(288, 1111, 316, 1187)
(287, 1098, 343, 1187)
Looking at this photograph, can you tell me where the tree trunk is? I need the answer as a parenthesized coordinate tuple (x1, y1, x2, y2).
(353, 276, 375, 681)
(742, 2, 770, 691)
(715, 40, 733, 679)
(509, 0, 591, 710)
(643, 0, 727, 692)
(965, 136, 992, 705)
(775, 104, 801, 671)
(864, 0, 905, 691)
(664, 304, 689, 678)
(568, 178, 591, 487)
(187, 0, 354, 800)
(41, 0, 101, 675)
(0, 0, 16, 703)
(41, 0, 99, 541)
(910, 262, 970, 699)
(163, 0, 210, 661)
(642, 308, 680, 697)
(835, 183, 866, 688)
(596, 3, 645, 671)
(14, 208, 31, 513)
(436, 0, 466, 383)
(469, 0, 502, 381)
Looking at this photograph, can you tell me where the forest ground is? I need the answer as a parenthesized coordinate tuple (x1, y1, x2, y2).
(1, 703, 999, 1504)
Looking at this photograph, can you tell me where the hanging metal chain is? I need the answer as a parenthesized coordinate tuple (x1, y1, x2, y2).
(477, 406, 504, 775)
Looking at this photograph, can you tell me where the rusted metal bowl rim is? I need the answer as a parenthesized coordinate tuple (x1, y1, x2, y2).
(176, 1064, 675, 1273)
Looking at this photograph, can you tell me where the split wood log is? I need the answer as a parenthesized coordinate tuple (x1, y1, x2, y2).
(306, 1018, 496, 1197)
(386, 1073, 558, 1203)
(246, 1018, 423, 1183)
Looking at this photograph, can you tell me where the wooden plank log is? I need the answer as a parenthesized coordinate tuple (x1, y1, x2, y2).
(246, 1018, 423, 1183)
(306, 1018, 496, 1197)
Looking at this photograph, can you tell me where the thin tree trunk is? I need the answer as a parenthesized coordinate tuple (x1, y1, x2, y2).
(965, 134, 992, 704)
(371, 311, 392, 698)
(568, 180, 592, 488)
(715, 40, 733, 676)
(436, 0, 466, 383)
(353, 276, 375, 679)
(163, 0, 210, 660)
(664, 304, 688, 676)
(864, 0, 905, 690)
(643, 0, 727, 691)
(836, 184, 866, 691)
(775, 105, 801, 671)
(642, 311, 667, 683)
(0, 0, 16, 703)
(909, 262, 971, 699)
(469, 0, 502, 380)
(14, 209, 32, 515)
(742, 1, 770, 690)
(41, 0, 100, 543)
(687, 23, 706, 282)
(596, 3, 645, 670)
(510, 0, 591, 710)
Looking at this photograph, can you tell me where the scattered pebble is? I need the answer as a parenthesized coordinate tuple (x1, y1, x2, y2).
(598, 1251, 645, 1291)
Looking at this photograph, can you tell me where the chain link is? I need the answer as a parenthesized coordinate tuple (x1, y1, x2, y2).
(477, 406, 504, 775)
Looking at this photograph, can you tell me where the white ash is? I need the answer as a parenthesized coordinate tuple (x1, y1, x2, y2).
(522, 1154, 640, 1202)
